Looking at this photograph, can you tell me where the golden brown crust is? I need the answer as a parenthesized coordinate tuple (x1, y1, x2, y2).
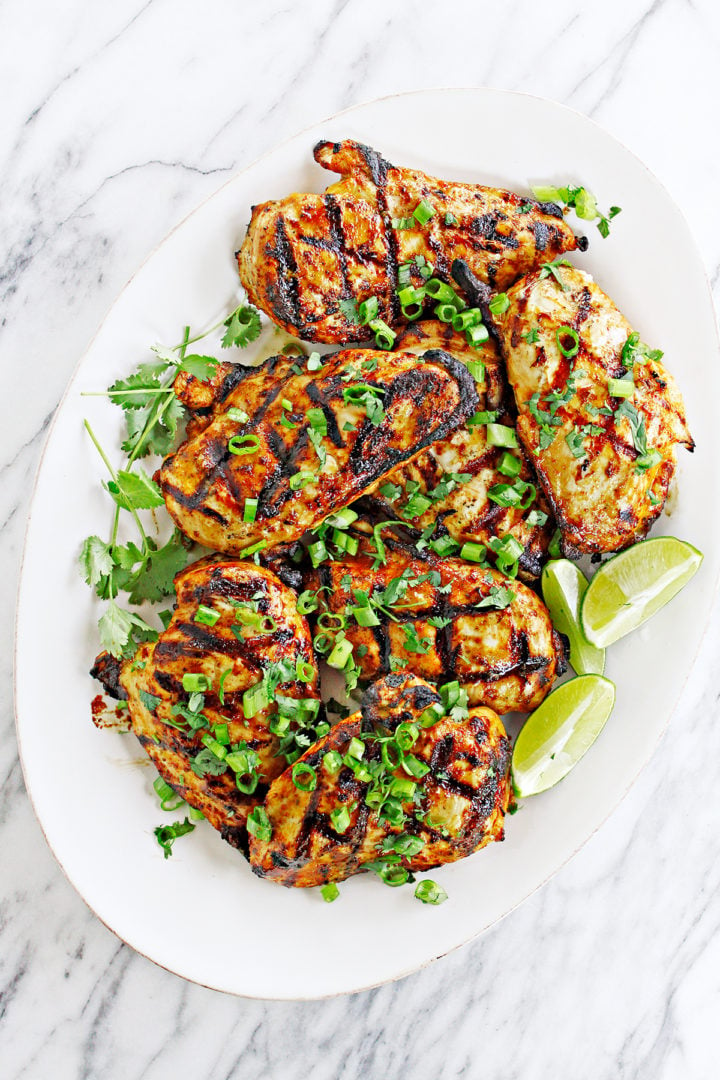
(119, 558, 320, 840)
(159, 348, 479, 555)
(237, 139, 585, 344)
(249, 673, 511, 887)
(496, 265, 694, 554)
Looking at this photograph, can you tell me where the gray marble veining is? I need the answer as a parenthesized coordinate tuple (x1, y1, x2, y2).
(3, 1, 720, 1077)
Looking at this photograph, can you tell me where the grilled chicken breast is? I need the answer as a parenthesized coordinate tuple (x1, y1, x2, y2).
(249, 673, 511, 887)
(237, 139, 586, 344)
(304, 533, 565, 714)
(364, 321, 554, 579)
(159, 348, 478, 555)
(111, 558, 321, 842)
(495, 264, 694, 554)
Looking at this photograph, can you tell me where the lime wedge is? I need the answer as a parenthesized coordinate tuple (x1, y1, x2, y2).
(580, 537, 703, 648)
(541, 560, 605, 676)
(512, 675, 615, 797)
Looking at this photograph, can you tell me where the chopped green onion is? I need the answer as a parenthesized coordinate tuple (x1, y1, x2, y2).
(389, 776, 417, 801)
(413, 198, 435, 225)
(243, 497, 258, 523)
(332, 529, 359, 555)
(445, 211, 458, 225)
(435, 302, 457, 323)
(440, 681, 465, 710)
(429, 534, 460, 557)
(368, 317, 396, 350)
(237, 540, 267, 558)
(635, 448, 662, 472)
(200, 733, 228, 760)
(418, 701, 445, 728)
(424, 278, 464, 308)
(497, 451, 521, 478)
(327, 638, 353, 670)
(491, 534, 524, 563)
(228, 434, 260, 456)
(486, 423, 518, 449)
(188, 807, 205, 822)
(346, 737, 365, 760)
(289, 471, 315, 491)
(414, 879, 448, 905)
(297, 589, 321, 614)
(466, 323, 490, 347)
(392, 216, 414, 230)
(154, 817, 195, 858)
(352, 605, 380, 627)
(556, 326, 580, 358)
(330, 805, 352, 833)
(227, 406, 249, 423)
(247, 806, 272, 842)
(358, 296, 379, 325)
(307, 351, 323, 371)
(402, 754, 430, 779)
(182, 673, 210, 693)
(608, 376, 634, 398)
(525, 508, 549, 528)
(153, 776, 175, 801)
(325, 507, 359, 529)
(489, 293, 510, 315)
(402, 493, 433, 520)
(281, 398, 293, 412)
(381, 740, 404, 770)
(308, 540, 329, 568)
(466, 359, 485, 382)
(323, 750, 343, 774)
(296, 658, 315, 683)
(394, 722, 419, 751)
(243, 680, 269, 719)
(321, 882, 340, 903)
(460, 541, 487, 563)
(468, 410, 500, 427)
(194, 605, 220, 627)
(452, 308, 483, 332)
(397, 285, 424, 308)
(214, 723, 230, 746)
(306, 407, 328, 435)
(317, 611, 347, 632)
(548, 528, 563, 558)
(394, 833, 426, 856)
(292, 761, 318, 792)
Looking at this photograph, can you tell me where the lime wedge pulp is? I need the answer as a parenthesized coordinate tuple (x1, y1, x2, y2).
(512, 675, 615, 798)
(541, 559, 605, 676)
(580, 537, 703, 649)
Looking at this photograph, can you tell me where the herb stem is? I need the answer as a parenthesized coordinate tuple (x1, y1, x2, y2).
(83, 419, 149, 549)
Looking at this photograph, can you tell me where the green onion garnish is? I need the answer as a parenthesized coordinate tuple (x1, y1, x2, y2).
(418, 701, 445, 728)
(466, 324, 490, 348)
(452, 308, 483, 332)
(466, 359, 485, 382)
(247, 807, 272, 842)
(351, 605, 380, 627)
(214, 723, 230, 746)
(182, 673, 210, 693)
(321, 882, 340, 903)
(434, 302, 457, 324)
(460, 541, 487, 563)
(389, 776, 417, 800)
(295, 658, 315, 683)
(323, 751, 343, 774)
(394, 722, 419, 751)
(414, 879, 448, 905)
(346, 737, 364, 760)
(368, 317, 396, 350)
(237, 540, 267, 558)
(289, 471, 315, 491)
(200, 733, 228, 760)
(243, 497, 258, 523)
(608, 376, 634, 398)
(402, 754, 430, 779)
(489, 293, 510, 316)
(486, 423, 518, 449)
(227, 406, 249, 423)
(331, 529, 359, 555)
(556, 326, 580, 358)
(243, 680, 269, 719)
(525, 508, 548, 528)
(548, 528, 563, 558)
(357, 296, 379, 325)
(497, 451, 521, 478)
(327, 638, 353, 670)
(413, 198, 435, 225)
(228, 434, 260, 456)
(306, 407, 328, 435)
(308, 540, 329, 568)
(424, 278, 464, 308)
(330, 805, 352, 833)
(635, 448, 662, 472)
(292, 761, 318, 792)
(194, 605, 220, 627)
(324, 506, 358, 529)
(429, 534, 460, 557)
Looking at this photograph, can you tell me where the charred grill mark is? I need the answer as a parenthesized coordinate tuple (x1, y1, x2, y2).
(470, 212, 519, 249)
(90, 653, 127, 700)
(324, 193, 352, 300)
(370, 619, 392, 674)
(533, 200, 565, 220)
(266, 218, 302, 328)
(575, 286, 592, 326)
(353, 143, 400, 320)
(533, 220, 550, 253)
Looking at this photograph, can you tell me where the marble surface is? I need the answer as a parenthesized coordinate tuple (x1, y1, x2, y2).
(3, 1, 720, 1076)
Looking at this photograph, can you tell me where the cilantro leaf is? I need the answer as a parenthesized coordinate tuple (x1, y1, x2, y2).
(107, 370, 163, 409)
(127, 531, 188, 604)
(191, 749, 228, 778)
(139, 690, 161, 713)
(475, 585, 515, 611)
(79, 536, 114, 590)
(221, 304, 262, 349)
(615, 399, 648, 455)
(339, 299, 360, 325)
(179, 355, 219, 381)
(565, 428, 587, 459)
(539, 258, 573, 291)
(106, 467, 164, 511)
(98, 601, 157, 659)
(120, 394, 185, 458)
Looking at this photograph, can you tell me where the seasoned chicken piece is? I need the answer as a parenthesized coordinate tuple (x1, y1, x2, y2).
(159, 348, 478, 555)
(304, 533, 565, 714)
(249, 673, 511, 888)
(494, 264, 694, 554)
(237, 139, 587, 344)
(364, 321, 554, 579)
(100, 558, 322, 843)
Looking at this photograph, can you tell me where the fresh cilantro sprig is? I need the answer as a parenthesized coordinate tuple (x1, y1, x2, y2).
(531, 184, 622, 238)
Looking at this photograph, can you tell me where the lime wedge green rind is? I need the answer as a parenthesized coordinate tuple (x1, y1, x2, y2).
(580, 537, 703, 649)
(511, 675, 615, 798)
(541, 559, 605, 676)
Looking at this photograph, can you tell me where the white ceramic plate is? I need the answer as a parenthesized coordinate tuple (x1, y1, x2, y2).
(15, 89, 720, 999)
